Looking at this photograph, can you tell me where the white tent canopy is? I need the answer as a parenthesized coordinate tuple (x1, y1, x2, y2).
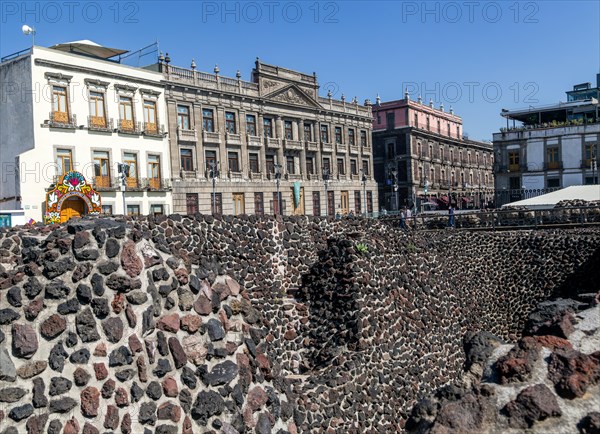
(50, 40, 128, 59)
(502, 185, 600, 210)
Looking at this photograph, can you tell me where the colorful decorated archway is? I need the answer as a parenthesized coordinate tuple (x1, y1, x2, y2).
(45, 171, 102, 224)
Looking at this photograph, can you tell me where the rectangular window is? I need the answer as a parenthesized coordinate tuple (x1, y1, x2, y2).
(93, 150, 110, 188)
(327, 191, 335, 216)
(304, 123, 312, 141)
(225, 112, 236, 134)
(547, 178, 560, 188)
(546, 146, 559, 169)
(312, 191, 321, 216)
(101, 204, 113, 215)
(211, 193, 223, 215)
(52, 85, 68, 114)
(335, 127, 342, 144)
(363, 160, 369, 175)
(180, 149, 194, 172)
(126, 205, 140, 216)
(284, 120, 293, 140)
(186, 193, 199, 215)
(177, 105, 190, 130)
(123, 152, 138, 188)
(89, 91, 105, 126)
(56, 148, 72, 176)
(150, 204, 164, 216)
(337, 158, 345, 175)
(348, 129, 355, 145)
(266, 154, 275, 174)
(147, 154, 161, 189)
(144, 100, 157, 133)
(354, 191, 361, 214)
(360, 130, 367, 146)
(272, 192, 282, 215)
(367, 191, 373, 213)
(228, 151, 240, 172)
(386, 112, 395, 130)
(508, 151, 520, 171)
(263, 118, 273, 138)
(246, 114, 257, 135)
(320, 125, 329, 143)
(323, 157, 331, 174)
(306, 157, 314, 175)
(202, 109, 214, 132)
(254, 192, 264, 215)
(205, 150, 217, 171)
(350, 159, 357, 175)
(119, 96, 134, 121)
(286, 155, 295, 174)
(249, 153, 259, 173)
(457, 126, 460, 138)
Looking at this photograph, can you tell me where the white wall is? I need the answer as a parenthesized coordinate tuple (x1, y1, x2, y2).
(13, 46, 173, 221)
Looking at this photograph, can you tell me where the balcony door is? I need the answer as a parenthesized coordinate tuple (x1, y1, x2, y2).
(340, 191, 349, 215)
(233, 193, 245, 215)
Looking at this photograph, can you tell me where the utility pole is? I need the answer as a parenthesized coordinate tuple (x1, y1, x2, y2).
(274, 164, 282, 215)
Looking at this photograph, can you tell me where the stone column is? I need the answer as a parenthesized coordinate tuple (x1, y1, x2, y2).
(299, 119, 307, 179)
(258, 113, 266, 179)
(216, 107, 227, 179)
(276, 115, 284, 172)
(239, 110, 248, 178)
(193, 103, 204, 175)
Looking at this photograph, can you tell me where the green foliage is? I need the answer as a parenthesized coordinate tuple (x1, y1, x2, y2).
(355, 243, 369, 254)
(407, 243, 417, 253)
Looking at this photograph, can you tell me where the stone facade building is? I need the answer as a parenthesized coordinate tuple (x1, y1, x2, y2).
(0, 41, 172, 225)
(372, 94, 494, 212)
(493, 75, 600, 206)
(158, 58, 377, 216)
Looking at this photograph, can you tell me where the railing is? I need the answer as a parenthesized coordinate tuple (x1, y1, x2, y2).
(284, 139, 303, 150)
(361, 146, 371, 155)
(306, 141, 319, 151)
(117, 119, 141, 134)
(350, 145, 360, 155)
(49, 112, 77, 129)
(336, 143, 347, 153)
(141, 178, 172, 191)
(202, 130, 221, 144)
(143, 123, 165, 137)
(226, 132, 242, 145)
(285, 173, 302, 181)
(180, 170, 197, 179)
(266, 137, 281, 148)
(499, 118, 600, 133)
(178, 127, 197, 142)
(93, 176, 118, 191)
(322, 142, 334, 152)
(380, 205, 600, 230)
(544, 161, 563, 170)
(247, 134, 262, 147)
(87, 116, 113, 132)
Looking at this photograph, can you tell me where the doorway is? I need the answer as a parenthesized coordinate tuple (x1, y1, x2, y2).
(60, 197, 86, 223)
(340, 191, 349, 214)
(233, 193, 245, 215)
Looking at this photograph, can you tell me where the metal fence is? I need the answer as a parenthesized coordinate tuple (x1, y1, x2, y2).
(378, 206, 600, 230)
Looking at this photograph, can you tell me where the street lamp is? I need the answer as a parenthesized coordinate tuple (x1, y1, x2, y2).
(390, 167, 398, 212)
(208, 161, 219, 215)
(322, 166, 330, 216)
(274, 163, 282, 215)
(360, 169, 367, 217)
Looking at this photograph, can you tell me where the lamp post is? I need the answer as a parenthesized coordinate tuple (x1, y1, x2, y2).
(117, 163, 130, 215)
(323, 166, 330, 216)
(274, 163, 282, 215)
(391, 168, 398, 212)
(360, 169, 367, 217)
(208, 161, 219, 215)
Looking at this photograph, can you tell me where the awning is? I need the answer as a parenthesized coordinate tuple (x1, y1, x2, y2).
(50, 40, 128, 59)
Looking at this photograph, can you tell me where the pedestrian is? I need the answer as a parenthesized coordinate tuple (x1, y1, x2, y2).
(400, 207, 406, 230)
(448, 206, 455, 228)
(406, 207, 412, 229)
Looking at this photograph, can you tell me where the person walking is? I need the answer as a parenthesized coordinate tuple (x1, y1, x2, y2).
(448, 206, 455, 228)
(400, 207, 407, 230)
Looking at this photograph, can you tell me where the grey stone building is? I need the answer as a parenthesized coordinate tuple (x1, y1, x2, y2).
(157, 57, 377, 216)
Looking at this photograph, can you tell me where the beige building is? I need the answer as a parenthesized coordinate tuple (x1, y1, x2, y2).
(158, 57, 377, 216)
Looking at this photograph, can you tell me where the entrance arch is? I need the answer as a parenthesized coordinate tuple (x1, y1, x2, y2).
(59, 197, 87, 223)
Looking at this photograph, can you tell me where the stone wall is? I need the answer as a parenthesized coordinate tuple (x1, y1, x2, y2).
(0, 215, 598, 433)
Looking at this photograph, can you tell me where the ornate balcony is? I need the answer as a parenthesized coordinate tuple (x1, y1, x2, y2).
(284, 139, 303, 150)
(306, 141, 319, 152)
(336, 143, 347, 153)
(349, 145, 360, 155)
(285, 173, 302, 181)
(247, 134, 262, 148)
(180, 170, 198, 179)
(87, 116, 113, 132)
(143, 123, 165, 137)
(265, 137, 281, 149)
(202, 130, 221, 144)
(321, 141, 334, 153)
(49, 111, 77, 129)
(178, 127, 197, 142)
(117, 119, 141, 135)
(544, 161, 563, 170)
(93, 176, 119, 191)
(142, 177, 172, 191)
(226, 132, 242, 146)
(361, 146, 371, 155)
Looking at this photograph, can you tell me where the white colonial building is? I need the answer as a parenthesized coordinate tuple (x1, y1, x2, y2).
(0, 41, 172, 225)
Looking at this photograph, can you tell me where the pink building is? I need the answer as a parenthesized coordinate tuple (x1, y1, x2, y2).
(372, 93, 494, 211)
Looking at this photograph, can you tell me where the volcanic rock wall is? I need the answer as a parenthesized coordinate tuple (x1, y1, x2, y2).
(0, 215, 598, 433)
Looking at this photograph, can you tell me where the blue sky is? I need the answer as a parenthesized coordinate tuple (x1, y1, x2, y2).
(1, 0, 599, 141)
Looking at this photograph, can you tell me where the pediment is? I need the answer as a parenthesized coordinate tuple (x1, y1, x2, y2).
(264, 84, 322, 108)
